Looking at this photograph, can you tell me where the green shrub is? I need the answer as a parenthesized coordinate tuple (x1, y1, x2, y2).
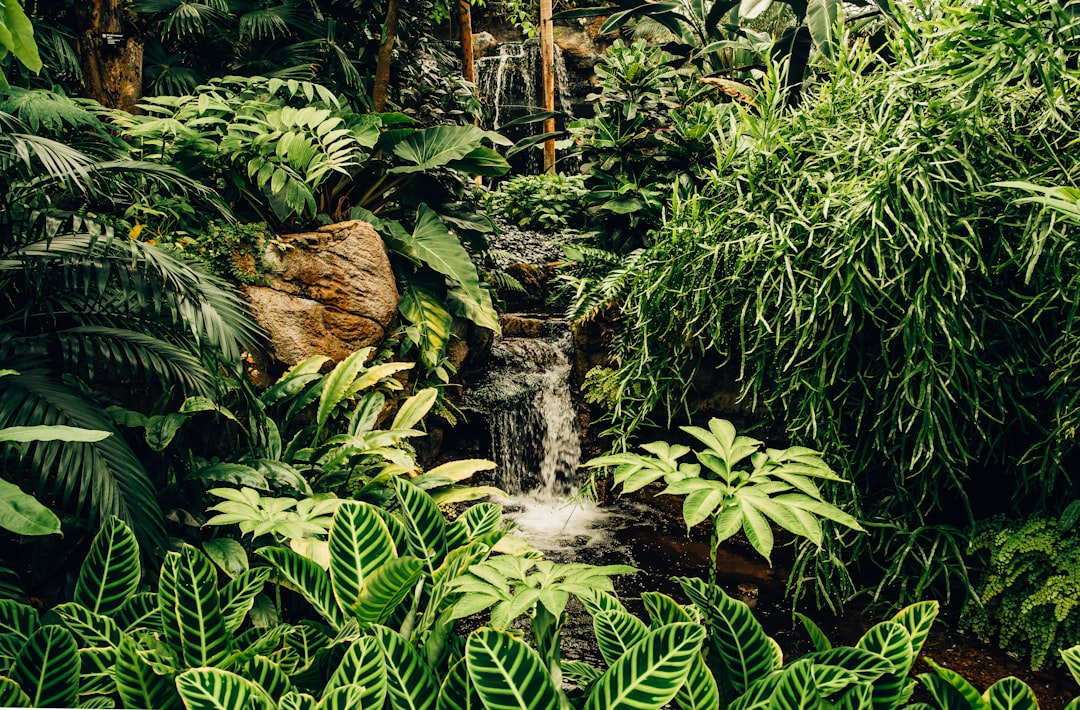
(139, 220, 272, 284)
(486, 173, 591, 231)
(584, 0, 1080, 609)
(963, 510, 1080, 670)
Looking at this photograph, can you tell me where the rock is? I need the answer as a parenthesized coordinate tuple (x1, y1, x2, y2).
(473, 31, 498, 58)
(244, 220, 398, 367)
(554, 26, 601, 68)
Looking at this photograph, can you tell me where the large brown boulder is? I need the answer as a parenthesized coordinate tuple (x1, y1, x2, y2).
(245, 220, 398, 367)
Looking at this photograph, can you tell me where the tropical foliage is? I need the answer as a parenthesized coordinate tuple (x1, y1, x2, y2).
(575, 0, 1080, 611)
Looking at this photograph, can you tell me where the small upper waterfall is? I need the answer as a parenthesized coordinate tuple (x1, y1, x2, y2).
(475, 40, 573, 173)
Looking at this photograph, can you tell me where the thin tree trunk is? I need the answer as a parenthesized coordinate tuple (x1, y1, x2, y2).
(75, 0, 142, 112)
(372, 0, 402, 112)
(539, 0, 556, 173)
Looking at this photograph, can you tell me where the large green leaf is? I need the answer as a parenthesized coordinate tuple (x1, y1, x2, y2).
(892, 601, 938, 662)
(328, 501, 397, 613)
(354, 556, 425, 625)
(388, 125, 490, 173)
(0, 599, 39, 661)
(52, 603, 122, 648)
(175, 667, 276, 710)
(438, 656, 482, 710)
(158, 545, 231, 668)
(74, 516, 141, 616)
(405, 205, 501, 333)
(242, 655, 294, 701)
(594, 609, 649, 665)
(985, 677, 1039, 710)
(392, 477, 447, 566)
(114, 634, 180, 710)
(465, 628, 561, 710)
(1, 0, 43, 73)
(639, 593, 718, 710)
(806, 0, 839, 61)
(11, 625, 79, 708)
(0, 676, 31, 707)
(584, 622, 706, 710)
(857, 621, 914, 709)
(0, 476, 58, 535)
(372, 625, 439, 710)
(79, 645, 119, 699)
(258, 547, 346, 631)
(220, 567, 272, 633)
(448, 146, 510, 177)
(677, 577, 780, 699)
(919, 660, 986, 710)
(399, 283, 453, 369)
(323, 636, 387, 708)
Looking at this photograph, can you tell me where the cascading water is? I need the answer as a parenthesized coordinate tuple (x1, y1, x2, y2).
(475, 40, 574, 174)
(466, 320, 611, 552)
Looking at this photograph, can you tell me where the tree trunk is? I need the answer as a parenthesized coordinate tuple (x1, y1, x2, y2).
(539, 0, 556, 173)
(372, 0, 403, 112)
(75, 0, 143, 112)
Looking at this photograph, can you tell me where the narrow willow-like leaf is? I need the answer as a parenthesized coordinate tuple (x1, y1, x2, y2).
(11, 625, 79, 709)
(258, 547, 345, 630)
(584, 622, 706, 710)
(466, 628, 561, 710)
(328, 501, 396, 613)
(175, 667, 276, 710)
(74, 516, 141, 616)
(158, 545, 231, 668)
(372, 624, 439, 710)
(594, 609, 649, 666)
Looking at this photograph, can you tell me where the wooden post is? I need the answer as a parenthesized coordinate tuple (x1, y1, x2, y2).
(539, 0, 556, 173)
(460, 0, 475, 85)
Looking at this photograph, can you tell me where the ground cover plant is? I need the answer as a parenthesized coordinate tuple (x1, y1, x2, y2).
(576, 0, 1080, 613)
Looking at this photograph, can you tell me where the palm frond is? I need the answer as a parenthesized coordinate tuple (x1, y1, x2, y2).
(0, 366, 166, 554)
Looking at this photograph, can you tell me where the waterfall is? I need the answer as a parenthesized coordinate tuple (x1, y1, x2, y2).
(475, 40, 573, 173)
(466, 320, 610, 550)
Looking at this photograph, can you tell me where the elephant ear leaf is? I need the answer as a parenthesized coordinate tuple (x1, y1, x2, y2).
(175, 667, 276, 710)
(405, 205, 501, 334)
(11, 625, 79, 709)
(388, 125, 489, 172)
(466, 628, 562, 710)
(584, 622, 706, 710)
(159, 546, 231, 668)
(74, 515, 141, 616)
